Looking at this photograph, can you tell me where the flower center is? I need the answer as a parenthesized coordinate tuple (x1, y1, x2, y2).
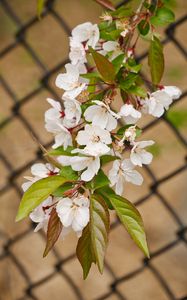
(92, 135, 100, 143)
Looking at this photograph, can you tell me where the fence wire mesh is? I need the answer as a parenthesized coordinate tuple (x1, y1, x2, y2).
(0, 0, 186, 299)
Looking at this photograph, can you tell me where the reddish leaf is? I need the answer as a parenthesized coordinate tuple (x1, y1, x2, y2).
(89, 47, 116, 84)
(94, 0, 115, 11)
(76, 225, 96, 279)
(43, 208, 62, 257)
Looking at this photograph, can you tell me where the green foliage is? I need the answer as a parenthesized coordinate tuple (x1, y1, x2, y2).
(150, 7, 175, 26)
(167, 109, 187, 129)
(90, 195, 110, 273)
(76, 225, 96, 279)
(60, 166, 79, 181)
(100, 154, 120, 165)
(112, 54, 125, 74)
(101, 191, 150, 257)
(148, 36, 164, 85)
(43, 208, 62, 257)
(16, 176, 68, 221)
(52, 182, 74, 197)
(138, 20, 150, 36)
(47, 146, 74, 156)
(86, 169, 110, 191)
(120, 73, 138, 90)
(77, 194, 110, 278)
(147, 143, 161, 157)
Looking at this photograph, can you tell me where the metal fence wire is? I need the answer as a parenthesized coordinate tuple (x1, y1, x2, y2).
(0, 0, 186, 299)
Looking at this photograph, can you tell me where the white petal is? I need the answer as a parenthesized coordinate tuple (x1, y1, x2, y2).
(163, 86, 182, 100)
(31, 163, 48, 178)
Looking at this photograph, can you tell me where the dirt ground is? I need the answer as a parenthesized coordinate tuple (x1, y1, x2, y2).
(0, 0, 187, 300)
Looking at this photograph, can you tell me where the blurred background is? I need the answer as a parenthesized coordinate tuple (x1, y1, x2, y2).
(0, 0, 187, 299)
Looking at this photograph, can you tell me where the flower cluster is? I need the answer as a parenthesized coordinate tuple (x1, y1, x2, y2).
(17, 1, 181, 277)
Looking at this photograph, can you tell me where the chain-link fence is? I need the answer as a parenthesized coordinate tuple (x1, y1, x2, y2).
(0, 0, 186, 299)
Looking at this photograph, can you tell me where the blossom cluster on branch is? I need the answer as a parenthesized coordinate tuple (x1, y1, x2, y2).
(16, 0, 181, 278)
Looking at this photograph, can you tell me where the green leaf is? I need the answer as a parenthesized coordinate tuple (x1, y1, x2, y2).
(150, 7, 175, 26)
(111, 6, 132, 18)
(109, 194, 149, 257)
(96, 186, 114, 210)
(138, 20, 150, 36)
(148, 37, 164, 85)
(81, 72, 100, 79)
(60, 166, 78, 181)
(112, 54, 125, 74)
(37, 0, 45, 19)
(127, 85, 147, 98)
(120, 73, 138, 90)
(52, 182, 74, 197)
(87, 169, 110, 191)
(100, 29, 122, 41)
(43, 208, 62, 257)
(100, 154, 120, 165)
(47, 146, 74, 156)
(89, 47, 116, 84)
(76, 225, 96, 279)
(16, 176, 68, 222)
(94, 0, 115, 11)
(90, 195, 110, 273)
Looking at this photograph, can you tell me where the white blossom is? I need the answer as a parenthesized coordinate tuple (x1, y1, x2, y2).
(69, 38, 86, 65)
(119, 104, 142, 124)
(58, 148, 101, 182)
(55, 63, 86, 99)
(162, 86, 181, 100)
(30, 197, 53, 232)
(63, 98, 81, 125)
(118, 125, 137, 146)
(56, 195, 90, 236)
(71, 22, 100, 49)
(76, 124, 112, 156)
(130, 140, 154, 167)
(45, 98, 63, 121)
(84, 100, 119, 131)
(109, 159, 143, 195)
(45, 120, 72, 149)
(142, 90, 172, 118)
(22, 163, 59, 191)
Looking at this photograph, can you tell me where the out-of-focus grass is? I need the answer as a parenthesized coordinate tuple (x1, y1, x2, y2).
(167, 109, 187, 129)
(148, 144, 162, 157)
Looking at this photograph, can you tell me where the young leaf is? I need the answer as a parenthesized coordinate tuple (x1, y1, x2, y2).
(94, 0, 115, 11)
(52, 182, 74, 197)
(47, 146, 74, 156)
(127, 85, 147, 98)
(43, 208, 62, 257)
(109, 194, 149, 257)
(112, 54, 125, 74)
(16, 176, 68, 222)
(76, 225, 96, 279)
(148, 36, 164, 85)
(120, 73, 138, 90)
(96, 186, 115, 210)
(138, 20, 150, 36)
(87, 169, 110, 191)
(100, 154, 120, 165)
(37, 0, 45, 19)
(60, 166, 78, 181)
(89, 47, 116, 84)
(90, 195, 110, 273)
(150, 7, 175, 26)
